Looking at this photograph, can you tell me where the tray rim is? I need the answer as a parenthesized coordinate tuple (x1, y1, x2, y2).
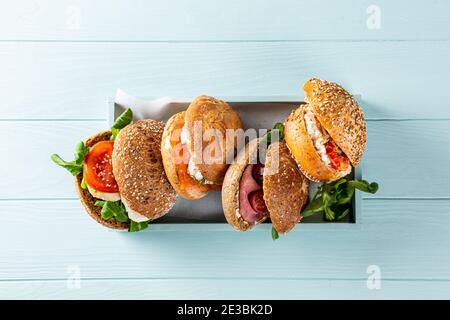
(109, 95, 364, 231)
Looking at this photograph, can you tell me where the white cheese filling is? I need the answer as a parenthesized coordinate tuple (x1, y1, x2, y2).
(304, 107, 351, 177)
(304, 107, 331, 166)
(121, 197, 150, 223)
(180, 125, 214, 185)
(87, 184, 121, 202)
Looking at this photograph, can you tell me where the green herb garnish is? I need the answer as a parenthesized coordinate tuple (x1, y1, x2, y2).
(271, 226, 279, 241)
(262, 122, 284, 145)
(129, 220, 149, 232)
(80, 176, 87, 189)
(51, 141, 89, 176)
(302, 179, 379, 222)
(95, 200, 149, 232)
(110, 108, 133, 140)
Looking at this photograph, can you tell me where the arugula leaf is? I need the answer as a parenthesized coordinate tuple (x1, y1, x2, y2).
(81, 176, 87, 189)
(271, 226, 279, 240)
(94, 200, 149, 232)
(51, 141, 89, 176)
(302, 178, 379, 222)
(272, 122, 284, 141)
(110, 108, 133, 140)
(94, 200, 106, 207)
(263, 122, 284, 145)
(348, 180, 379, 194)
(94, 200, 129, 223)
(129, 220, 149, 232)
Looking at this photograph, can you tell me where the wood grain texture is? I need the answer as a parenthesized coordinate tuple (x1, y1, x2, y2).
(1, 0, 449, 299)
(0, 199, 449, 281)
(1, 41, 450, 119)
(0, 0, 449, 41)
(1, 279, 448, 299)
(1, 120, 448, 199)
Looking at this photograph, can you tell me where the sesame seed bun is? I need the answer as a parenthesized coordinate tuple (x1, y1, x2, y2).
(222, 138, 262, 231)
(263, 141, 309, 234)
(161, 112, 209, 200)
(284, 106, 344, 182)
(184, 95, 243, 185)
(303, 78, 366, 166)
(112, 120, 177, 220)
(74, 131, 128, 230)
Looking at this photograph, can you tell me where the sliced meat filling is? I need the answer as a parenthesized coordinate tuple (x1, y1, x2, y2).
(238, 163, 268, 224)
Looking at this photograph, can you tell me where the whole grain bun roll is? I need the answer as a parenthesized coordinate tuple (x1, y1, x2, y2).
(161, 112, 209, 200)
(222, 138, 262, 231)
(263, 141, 309, 234)
(222, 139, 309, 233)
(303, 78, 366, 166)
(284, 78, 366, 181)
(112, 120, 177, 220)
(184, 95, 243, 185)
(74, 131, 128, 230)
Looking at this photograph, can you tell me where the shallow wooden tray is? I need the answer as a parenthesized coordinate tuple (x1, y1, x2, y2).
(109, 91, 362, 231)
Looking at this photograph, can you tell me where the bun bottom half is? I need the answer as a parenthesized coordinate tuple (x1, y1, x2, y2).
(74, 131, 128, 230)
(161, 112, 209, 201)
(284, 106, 344, 182)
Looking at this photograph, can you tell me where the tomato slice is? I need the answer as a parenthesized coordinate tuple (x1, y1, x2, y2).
(325, 140, 349, 171)
(83, 141, 119, 193)
(252, 163, 265, 186)
(248, 190, 268, 215)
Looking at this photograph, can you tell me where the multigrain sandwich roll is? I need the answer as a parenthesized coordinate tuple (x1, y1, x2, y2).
(222, 138, 309, 234)
(161, 95, 243, 200)
(284, 78, 367, 182)
(52, 109, 177, 232)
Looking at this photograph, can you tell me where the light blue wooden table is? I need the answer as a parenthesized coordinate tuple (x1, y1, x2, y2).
(1, 0, 449, 299)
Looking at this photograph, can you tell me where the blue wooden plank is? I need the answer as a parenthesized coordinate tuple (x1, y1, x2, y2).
(0, 279, 448, 299)
(0, 120, 447, 199)
(1, 41, 449, 120)
(0, 1, 449, 41)
(0, 199, 449, 281)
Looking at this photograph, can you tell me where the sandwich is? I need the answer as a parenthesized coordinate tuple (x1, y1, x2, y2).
(161, 95, 243, 200)
(221, 125, 309, 234)
(51, 109, 177, 231)
(284, 78, 367, 182)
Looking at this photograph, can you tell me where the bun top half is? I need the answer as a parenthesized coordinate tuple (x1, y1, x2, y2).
(304, 78, 366, 166)
(112, 119, 177, 220)
(263, 141, 309, 234)
(184, 95, 243, 184)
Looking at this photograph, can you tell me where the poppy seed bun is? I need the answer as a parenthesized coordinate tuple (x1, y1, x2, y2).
(74, 131, 128, 230)
(284, 106, 343, 182)
(161, 112, 209, 200)
(303, 78, 366, 166)
(185, 95, 243, 185)
(112, 120, 177, 220)
(263, 141, 309, 234)
(222, 138, 263, 231)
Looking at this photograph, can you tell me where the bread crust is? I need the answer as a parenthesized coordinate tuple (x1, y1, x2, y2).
(185, 95, 243, 185)
(161, 112, 209, 200)
(284, 106, 343, 182)
(263, 141, 309, 234)
(221, 138, 263, 231)
(304, 78, 366, 166)
(112, 120, 177, 220)
(74, 131, 128, 230)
